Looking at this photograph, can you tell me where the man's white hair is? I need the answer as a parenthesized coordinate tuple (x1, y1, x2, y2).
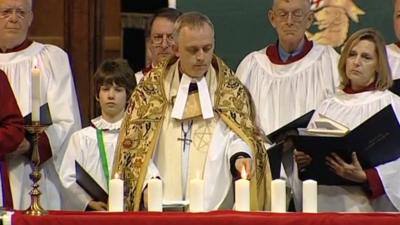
(272, 0, 311, 10)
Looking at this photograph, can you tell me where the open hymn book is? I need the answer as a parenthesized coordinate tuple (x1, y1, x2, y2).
(290, 105, 400, 185)
(298, 114, 350, 137)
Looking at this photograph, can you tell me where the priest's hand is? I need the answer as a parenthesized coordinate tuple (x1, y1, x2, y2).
(326, 152, 367, 183)
(235, 157, 252, 178)
(9, 138, 31, 157)
(87, 200, 108, 211)
(294, 150, 312, 170)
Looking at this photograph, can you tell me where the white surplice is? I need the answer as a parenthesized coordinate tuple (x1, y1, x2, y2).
(304, 90, 400, 212)
(387, 43, 400, 80)
(236, 43, 339, 135)
(59, 117, 121, 210)
(145, 61, 252, 211)
(236, 42, 339, 210)
(0, 42, 81, 209)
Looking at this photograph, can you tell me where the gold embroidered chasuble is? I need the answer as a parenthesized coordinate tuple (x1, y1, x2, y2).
(112, 56, 271, 211)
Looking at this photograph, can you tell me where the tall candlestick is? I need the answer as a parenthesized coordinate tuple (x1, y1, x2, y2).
(109, 173, 124, 212)
(302, 179, 318, 212)
(31, 67, 41, 122)
(235, 167, 250, 211)
(148, 178, 163, 212)
(271, 179, 286, 212)
(189, 178, 204, 212)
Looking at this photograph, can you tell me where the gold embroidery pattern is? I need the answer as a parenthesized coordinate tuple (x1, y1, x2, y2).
(113, 61, 169, 210)
(113, 56, 271, 211)
(192, 120, 214, 152)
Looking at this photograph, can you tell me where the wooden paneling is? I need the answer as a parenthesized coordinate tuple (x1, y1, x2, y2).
(30, 0, 65, 38)
(64, 0, 104, 126)
(29, 0, 121, 126)
(104, 0, 121, 59)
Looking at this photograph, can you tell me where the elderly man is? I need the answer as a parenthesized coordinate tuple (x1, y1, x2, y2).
(236, 0, 339, 211)
(0, 0, 81, 209)
(113, 12, 271, 211)
(134, 8, 182, 83)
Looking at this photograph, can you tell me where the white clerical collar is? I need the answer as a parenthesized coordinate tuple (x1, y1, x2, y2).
(171, 73, 214, 120)
(91, 116, 122, 131)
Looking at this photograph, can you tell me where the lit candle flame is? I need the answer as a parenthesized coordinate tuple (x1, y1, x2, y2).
(114, 173, 120, 179)
(241, 166, 247, 179)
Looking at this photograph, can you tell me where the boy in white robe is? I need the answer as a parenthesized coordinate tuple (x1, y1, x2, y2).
(59, 59, 136, 210)
(295, 28, 400, 212)
(236, 0, 339, 210)
(0, 0, 81, 209)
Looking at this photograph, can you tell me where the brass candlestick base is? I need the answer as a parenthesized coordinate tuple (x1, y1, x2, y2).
(24, 122, 48, 216)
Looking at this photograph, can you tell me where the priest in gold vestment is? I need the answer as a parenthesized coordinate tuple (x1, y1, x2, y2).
(113, 12, 271, 211)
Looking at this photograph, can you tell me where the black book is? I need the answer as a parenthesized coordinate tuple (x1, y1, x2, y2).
(23, 103, 52, 126)
(75, 161, 108, 203)
(267, 110, 315, 144)
(267, 142, 284, 180)
(291, 105, 400, 185)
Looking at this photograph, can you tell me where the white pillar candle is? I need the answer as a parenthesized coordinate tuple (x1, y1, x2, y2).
(302, 179, 318, 212)
(271, 179, 286, 212)
(31, 67, 41, 122)
(235, 167, 250, 211)
(189, 178, 204, 212)
(2, 211, 13, 225)
(148, 178, 163, 212)
(109, 173, 124, 212)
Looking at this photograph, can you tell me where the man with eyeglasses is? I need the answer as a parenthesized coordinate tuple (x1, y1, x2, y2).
(236, 0, 339, 211)
(0, 0, 81, 210)
(134, 8, 182, 83)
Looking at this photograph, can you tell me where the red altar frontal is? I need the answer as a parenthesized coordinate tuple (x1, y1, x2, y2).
(11, 210, 400, 225)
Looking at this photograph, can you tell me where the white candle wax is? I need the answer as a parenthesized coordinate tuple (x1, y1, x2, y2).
(302, 179, 318, 212)
(148, 178, 163, 212)
(235, 167, 250, 211)
(31, 67, 41, 122)
(108, 174, 124, 212)
(2, 211, 13, 225)
(189, 178, 204, 212)
(271, 179, 286, 212)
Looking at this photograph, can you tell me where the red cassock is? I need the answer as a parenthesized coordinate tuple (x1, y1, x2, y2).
(0, 70, 25, 209)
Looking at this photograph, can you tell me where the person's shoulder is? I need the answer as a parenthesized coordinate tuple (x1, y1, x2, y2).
(34, 42, 69, 57)
(243, 47, 267, 59)
(237, 47, 267, 68)
(308, 42, 339, 62)
(320, 92, 338, 104)
(310, 41, 336, 53)
(387, 43, 400, 55)
(43, 43, 68, 54)
(71, 126, 96, 139)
